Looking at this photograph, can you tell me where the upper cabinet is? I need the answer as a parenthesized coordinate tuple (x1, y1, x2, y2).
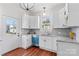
(22, 15, 29, 28)
(22, 15, 40, 29)
(58, 8, 68, 28)
(54, 3, 79, 28)
(53, 7, 68, 28)
(29, 16, 40, 29)
(67, 3, 79, 26)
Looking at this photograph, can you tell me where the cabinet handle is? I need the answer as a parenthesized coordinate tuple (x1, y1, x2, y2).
(44, 40, 46, 42)
(66, 16, 68, 20)
(27, 40, 28, 41)
(66, 16, 68, 24)
(0, 40, 2, 41)
(64, 11, 66, 15)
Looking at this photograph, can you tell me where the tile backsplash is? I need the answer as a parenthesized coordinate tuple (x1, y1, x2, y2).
(22, 28, 71, 37)
(52, 28, 71, 37)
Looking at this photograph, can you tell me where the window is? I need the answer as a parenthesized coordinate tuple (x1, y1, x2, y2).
(4, 17, 16, 34)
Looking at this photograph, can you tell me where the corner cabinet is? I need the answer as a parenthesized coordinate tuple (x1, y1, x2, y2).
(22, 35, 32, 49)
(22, 15, 40, 29)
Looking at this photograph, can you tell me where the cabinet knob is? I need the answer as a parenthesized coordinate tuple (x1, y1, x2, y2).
(0, 40, 2, 41)
(27, 40, 28, 41)
(64, 11, 66, 15)
(44, 40, 46, 42)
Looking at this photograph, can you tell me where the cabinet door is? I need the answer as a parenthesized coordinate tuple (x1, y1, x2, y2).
(45, 37, 52, 50)
(54, 7, 68, 28)
(27, 36, 32, 47)
(39, 36, 46, 49)
(22, 35, 32, 49)
(33, 16, 40, 29)
(59, 8, 66, 27)
(39, 36, 57, 52)
(46, 37, 57, 51)
(68, 3, 79, 26)
(51, 37, 57, 51)
(53, 12, 60, 28)
(29, 16, 39, 29)
(22, 16, 29, 28)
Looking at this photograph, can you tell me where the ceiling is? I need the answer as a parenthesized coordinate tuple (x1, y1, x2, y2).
(31, 3, 65, 11)
(0, 3, 65, 16)
(19, 3, 65, 15)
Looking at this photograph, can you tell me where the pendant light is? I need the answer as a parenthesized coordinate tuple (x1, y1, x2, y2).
(43, 7, 46, 16)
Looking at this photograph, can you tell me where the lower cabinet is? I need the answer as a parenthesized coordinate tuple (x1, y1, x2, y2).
(39, 36, 57, 52)
(57, 41, 79, 56)
(22, 35, 32, 49)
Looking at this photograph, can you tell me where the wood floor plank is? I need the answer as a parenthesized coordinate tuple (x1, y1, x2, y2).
(3, 47, 57, 56)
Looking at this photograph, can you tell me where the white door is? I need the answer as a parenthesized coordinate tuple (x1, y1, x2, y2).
(0, 16, 20, 55)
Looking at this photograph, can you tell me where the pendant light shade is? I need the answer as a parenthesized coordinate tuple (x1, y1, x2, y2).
(43, 7, 46, 16)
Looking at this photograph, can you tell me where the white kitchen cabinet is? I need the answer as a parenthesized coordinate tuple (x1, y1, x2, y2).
(22, 35, 32, 49)
(39, 36, 57, 52)
(53, 7, 68, 28)
(67, 3, 79, 26)
(22, 16, 40, 29)
(58, 8, 67, 28)
(22, 15, 29, 28)
(57, 41, 79, 56)
(29, 16, 40, 29)
(53, 3, 70, 28)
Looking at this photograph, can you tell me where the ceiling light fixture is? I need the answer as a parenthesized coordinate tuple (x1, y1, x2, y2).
(19, 3, 34, 15)
(19, 3, 34, 11)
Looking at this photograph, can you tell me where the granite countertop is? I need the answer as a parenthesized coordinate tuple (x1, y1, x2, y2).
(57, 39, 79, 44)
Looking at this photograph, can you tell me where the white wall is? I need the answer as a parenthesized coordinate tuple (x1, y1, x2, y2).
(0, 3, 25, 47)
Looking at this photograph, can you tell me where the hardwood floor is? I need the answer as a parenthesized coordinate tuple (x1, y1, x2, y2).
(3, 47, 57, 56)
